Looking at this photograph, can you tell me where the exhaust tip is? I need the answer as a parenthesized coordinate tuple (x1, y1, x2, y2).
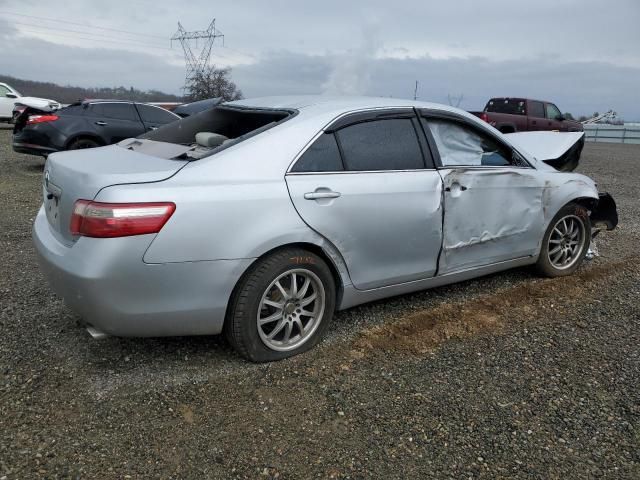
(86, 325, 110, 340)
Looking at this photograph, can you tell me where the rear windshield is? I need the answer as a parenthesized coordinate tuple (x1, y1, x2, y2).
(485, 98, 526, 115)
(139, 105, 293, 159)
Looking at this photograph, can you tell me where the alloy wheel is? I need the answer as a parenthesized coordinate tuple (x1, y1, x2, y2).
(547, 215, 586, 270)
(257, 268, 326, 352)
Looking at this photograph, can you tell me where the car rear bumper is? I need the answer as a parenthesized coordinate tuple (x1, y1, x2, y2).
(32, 206, 254, 337)
(13, 141, 59, 157)
(13, 123, 66, 157)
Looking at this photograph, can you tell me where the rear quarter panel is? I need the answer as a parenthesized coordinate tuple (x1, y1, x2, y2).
(93, 118, 353, 283)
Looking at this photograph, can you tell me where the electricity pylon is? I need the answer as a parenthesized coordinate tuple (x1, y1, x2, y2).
(171, 19, 224, 92)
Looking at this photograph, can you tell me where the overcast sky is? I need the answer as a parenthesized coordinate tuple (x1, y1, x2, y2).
(1, 0, 639, 118)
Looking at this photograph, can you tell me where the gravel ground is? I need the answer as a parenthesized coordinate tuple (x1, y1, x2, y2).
(0, 130, 638, 479)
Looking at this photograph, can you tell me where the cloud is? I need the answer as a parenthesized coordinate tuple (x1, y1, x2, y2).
(234, 52, 640, 119)
(0, 19, 184, 92)
(321, 23, 382, 95)
(1, 2, 639, 119)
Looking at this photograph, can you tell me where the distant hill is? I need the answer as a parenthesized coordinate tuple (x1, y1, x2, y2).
(0, 74, 183, 104)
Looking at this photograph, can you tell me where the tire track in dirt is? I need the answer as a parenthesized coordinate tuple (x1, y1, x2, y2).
(350, 257, 637, 358)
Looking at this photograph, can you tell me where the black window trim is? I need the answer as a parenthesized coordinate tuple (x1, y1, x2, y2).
(287, 108, 435, 174)
(418, 109, 534, 170)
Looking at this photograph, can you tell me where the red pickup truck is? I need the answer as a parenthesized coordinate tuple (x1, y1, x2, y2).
(470, 98, 583, 133)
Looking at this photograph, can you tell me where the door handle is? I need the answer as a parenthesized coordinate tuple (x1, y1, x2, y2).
(304, 190, 341, 200)
(95, 121, 107, 126)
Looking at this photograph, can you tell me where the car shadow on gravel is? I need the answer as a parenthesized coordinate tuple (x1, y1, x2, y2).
(23, 162, 45, 173)
(74, 266, 540, 377)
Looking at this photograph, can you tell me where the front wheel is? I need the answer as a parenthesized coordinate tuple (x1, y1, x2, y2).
(536, 203, 590, 277)
(225, 248, 336, 362)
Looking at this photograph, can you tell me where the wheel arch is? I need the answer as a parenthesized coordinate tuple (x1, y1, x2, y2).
(543, 194, 597, 229)
(223, 241, 348, 329)
(64, 133, 106, 149)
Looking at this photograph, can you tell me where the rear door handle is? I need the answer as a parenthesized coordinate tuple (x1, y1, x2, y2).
(304, 190, 341, 200)
(95, 121, 107, 126)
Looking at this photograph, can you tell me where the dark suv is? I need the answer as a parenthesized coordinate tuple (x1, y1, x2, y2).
(13, 100, 180, 156)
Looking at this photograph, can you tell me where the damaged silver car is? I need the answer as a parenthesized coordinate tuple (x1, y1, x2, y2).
(33, 96, 618, 362)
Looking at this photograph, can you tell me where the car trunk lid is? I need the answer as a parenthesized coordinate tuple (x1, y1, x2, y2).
(43, 144, 188, 244)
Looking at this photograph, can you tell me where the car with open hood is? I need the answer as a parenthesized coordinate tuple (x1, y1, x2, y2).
(32, 96, 618, 362)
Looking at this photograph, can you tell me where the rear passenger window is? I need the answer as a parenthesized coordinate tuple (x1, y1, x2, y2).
(90, 103, 138, 121)
(423, 118, 514, 167)
(292, 133, 343, 172)
(336, 118, 424, 171)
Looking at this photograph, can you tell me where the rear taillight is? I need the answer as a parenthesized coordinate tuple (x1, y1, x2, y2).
(479, 112, 489, 123)
(70, 200, 176, 238)
(27, 114, 59, 125)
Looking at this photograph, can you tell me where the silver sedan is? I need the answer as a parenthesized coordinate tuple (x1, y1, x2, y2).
(33, 96, 617, 361)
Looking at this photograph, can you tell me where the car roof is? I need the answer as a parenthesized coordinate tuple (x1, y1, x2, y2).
(227, 95, 491, 131)
(228, 95, 452, 113)
(82, 99, 170, 105)
(489, 97, 554, 104)
(226, 95, 488, 130)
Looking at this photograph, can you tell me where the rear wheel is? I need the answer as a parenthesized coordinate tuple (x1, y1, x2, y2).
(225, 248, 336, 362)
(68, 138, 100, 150)
(536, 203, 590, 277)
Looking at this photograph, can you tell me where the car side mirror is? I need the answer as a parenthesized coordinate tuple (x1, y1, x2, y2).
(5, 93, 18, 99)
(556, 114, 565, 121)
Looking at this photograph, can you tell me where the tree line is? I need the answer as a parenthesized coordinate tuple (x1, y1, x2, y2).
(0, 67, 243, 105)
(0, 74, 183, 104)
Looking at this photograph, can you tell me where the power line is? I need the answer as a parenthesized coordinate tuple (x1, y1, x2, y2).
(5, 11, 255, 64)
(11, 21, 171, 49)
(221, 45, 257, 60)
(17, 29, 174, 52)
(0, 10, 167, 40)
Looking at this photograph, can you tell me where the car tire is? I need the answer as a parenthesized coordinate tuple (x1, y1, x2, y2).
(68, 138, 100, 150)
(536, 203, 591, 277)
(225, 248, 336, 362)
